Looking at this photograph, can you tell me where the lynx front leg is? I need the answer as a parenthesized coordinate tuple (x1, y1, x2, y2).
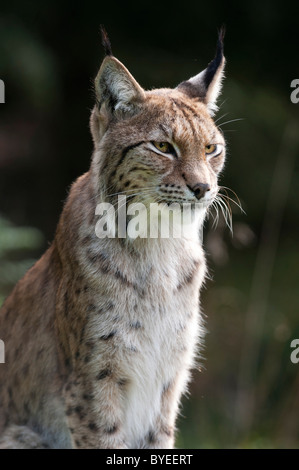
(64, 370, 128, 449)
(142, 373, 189, 449)
(0, 425, 50, 449)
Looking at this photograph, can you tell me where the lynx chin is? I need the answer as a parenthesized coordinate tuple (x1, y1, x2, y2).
(0, 28, 227, 449)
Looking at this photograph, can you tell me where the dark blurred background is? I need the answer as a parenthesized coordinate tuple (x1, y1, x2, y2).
(0, 0, 299, 448)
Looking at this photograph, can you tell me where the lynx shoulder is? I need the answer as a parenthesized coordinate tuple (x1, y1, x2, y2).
(0, 29, 226, 449)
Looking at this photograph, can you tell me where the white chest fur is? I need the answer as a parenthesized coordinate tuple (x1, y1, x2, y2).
(121, 281, 203, 447)
(83, 234, 206, 447)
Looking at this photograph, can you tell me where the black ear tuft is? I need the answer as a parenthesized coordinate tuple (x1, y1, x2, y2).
(100, 25, 113, 56)
(204, 26, 225, 89)
(219, 24, 226, 43)
(175, 28, 226, 114)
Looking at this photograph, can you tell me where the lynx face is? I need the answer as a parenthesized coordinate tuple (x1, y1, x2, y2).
(90, 30, 226, 218)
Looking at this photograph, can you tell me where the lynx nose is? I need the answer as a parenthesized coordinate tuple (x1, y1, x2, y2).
(188, 183, 211, 200)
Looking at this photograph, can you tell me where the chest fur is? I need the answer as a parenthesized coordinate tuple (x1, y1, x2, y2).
(64, 236, 206, 446)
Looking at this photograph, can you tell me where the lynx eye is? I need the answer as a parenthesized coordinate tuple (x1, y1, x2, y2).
(152, 141, 173, 154)
(205, 144, 222, 157)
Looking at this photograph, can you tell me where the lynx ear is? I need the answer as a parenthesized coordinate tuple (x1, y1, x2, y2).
(94, 55, 145, 120)
(177, 28, 225, 115)
(91, 28, 145, 142)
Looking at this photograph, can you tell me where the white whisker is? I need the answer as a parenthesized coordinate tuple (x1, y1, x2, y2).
(214, 196, 233, 233)
(218, 118, 244, 128)
(215, 112, 229, 124)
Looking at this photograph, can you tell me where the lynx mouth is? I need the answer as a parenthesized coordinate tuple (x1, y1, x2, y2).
(157, 194, 215, 209)
(158, 198, 207, 209)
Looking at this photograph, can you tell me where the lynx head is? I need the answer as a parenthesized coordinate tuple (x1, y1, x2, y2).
(90, 29, 226, 217)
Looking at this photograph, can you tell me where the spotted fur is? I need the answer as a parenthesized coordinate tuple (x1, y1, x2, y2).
(0, 31, 226, 449)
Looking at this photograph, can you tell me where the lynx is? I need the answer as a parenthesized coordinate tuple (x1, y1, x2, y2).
(0, 29, 226, 449)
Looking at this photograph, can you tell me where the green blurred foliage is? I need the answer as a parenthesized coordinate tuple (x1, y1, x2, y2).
(0, 0, 299, 449)
(0, 215, 44, 306)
